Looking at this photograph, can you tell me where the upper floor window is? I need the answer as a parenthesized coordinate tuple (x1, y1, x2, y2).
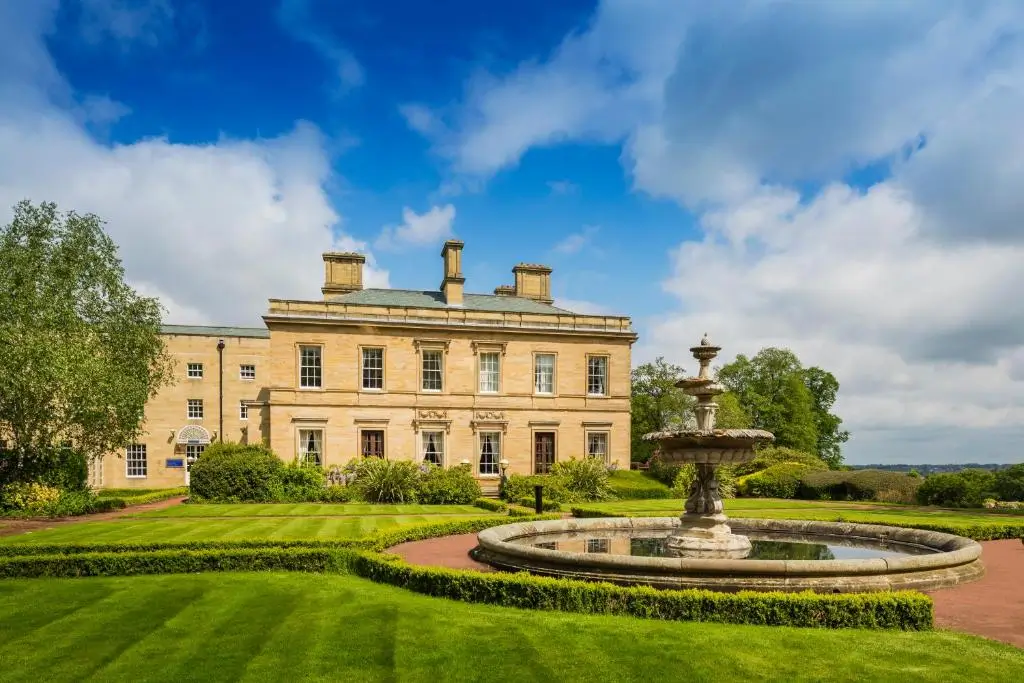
(125, 444, 147, 478)
(299, 346, 322, 388)
(362, 348, 384, 390)
(587, 356, 609, 396)
(421, 350, 443, 392)
(187, 399, 204, 419)
(534, 354, 555, 394)
(187, 362, 203, 379)
(298, 429, 323, 466)
(479, 352, 500, 393)
(239, 364, 256, 381)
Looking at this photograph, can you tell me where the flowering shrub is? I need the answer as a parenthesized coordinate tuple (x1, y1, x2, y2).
(1, 482, 61, 513)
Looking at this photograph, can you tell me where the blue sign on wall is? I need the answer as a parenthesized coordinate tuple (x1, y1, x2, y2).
(166, 458, 184, 468)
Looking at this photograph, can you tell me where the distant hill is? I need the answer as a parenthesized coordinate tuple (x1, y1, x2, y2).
(850, 463, 1013, 474)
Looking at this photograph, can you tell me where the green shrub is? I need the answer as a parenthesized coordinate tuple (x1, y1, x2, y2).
(734, 447, 828, 477)
(501, 474, 573, 504)
(608, 471, 671, 500)
(473, 498, 508, 513)
(280, 462, 326, 502)
(738, 463, 813, 498)
(994, 464, 1024, 502)
(550, 456, 613, 501)
(188, 442, 285, 502)
(322, 485, 356, 503)
(1, 482, 62, 513)
(352, 458, 420, 503)
(49, 490, 124, 516)
(515, 497, 562, 512)
(646, 456, 682, 487)
(799, 470, 922, 503)
(916, 469, 997, 508)
(670, 465, 736, 500)
(417, 463, 482, 504)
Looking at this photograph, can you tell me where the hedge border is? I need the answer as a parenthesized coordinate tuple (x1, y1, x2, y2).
(0, 513, 932, 630)
(569, 506, 1024, 540)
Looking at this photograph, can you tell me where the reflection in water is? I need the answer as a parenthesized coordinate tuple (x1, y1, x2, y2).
(629, 537, 835, 560)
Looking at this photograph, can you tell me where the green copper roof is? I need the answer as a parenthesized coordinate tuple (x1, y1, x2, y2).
(161, 324, 269, 339)
(328, 289, 579, 315)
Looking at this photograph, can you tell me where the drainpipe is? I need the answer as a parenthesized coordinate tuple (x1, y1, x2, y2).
(217, 339, 225, 442)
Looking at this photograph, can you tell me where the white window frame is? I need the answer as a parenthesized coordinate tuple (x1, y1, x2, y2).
(533, 353, 556, 395)
(187, 362, 203, 379)
(421, 349, 444, 392)
(479, 431, 501, 476)
(422, 430, 444, 466)
(239, 364, 256, 381)
(361, 347, 385, 391)
(298, 428, 323, 466)
(239, 400, 248, 420)
(587, 355, 609, 397)
(586, 431, 610, 465)
(298, 345, 322, 389)
(125, 444, 147, 478)
(187, 399, 204, 420)
(478, 352, 500, 394)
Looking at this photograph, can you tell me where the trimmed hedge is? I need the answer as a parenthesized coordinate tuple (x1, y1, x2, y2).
(0, 512, 933, 629)
(799, 470, 922, 504)
(101, 487, 188, 507)
(347, 552, 932, 630)
(472, 498, 508, 513)
(608, 471, 672, 500)
(738, 463, 814, 498)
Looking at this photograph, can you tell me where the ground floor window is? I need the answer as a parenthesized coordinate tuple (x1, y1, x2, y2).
(126, 444, 147, 478)
(88, 455, 104, 488)
(361, 430, 384, 458)
(587, 432, 609, 464)
(239, 401, 248, 420)
(422, 431, 444, 466)
(298, 429, 323, 466)
(534, 431, 556, 474)
(586, 538, 610, 554)
(479, 432, 501, 475)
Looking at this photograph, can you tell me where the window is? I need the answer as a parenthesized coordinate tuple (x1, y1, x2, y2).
(298, 429, 323, 466)
(299, 346, 322, 388)
(240, 364, 256, 380)
(479, 432, 501, 476)
(361, 348, 384, 390)
(479, 352, 500, 393)
(586, 538, 610, 554)
(534, 354, 555, 394)
(587, 432, 610, 464)
(89, 456, 104, 488)
(239, 401, 248, 420)
(187, 362, 203, 379)
(185, 443, 205, 464)
(587, 356, 609, 396)
(422, 431, 444, 466)
(534, 432, 556, 474)
(421, 350, 443, 391)
(361, 430, 385, 458)
(125, 444, 147, 478)
(187, 399, 203, 419)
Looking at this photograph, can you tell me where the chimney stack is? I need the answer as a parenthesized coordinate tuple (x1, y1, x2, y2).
(493, 285, 516, 296)
(512, 263, 553, 304)
(321, 252, 365, 299)
(440, 240, 465, 305)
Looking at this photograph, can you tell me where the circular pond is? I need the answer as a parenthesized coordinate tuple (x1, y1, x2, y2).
(472, 517, 985, 593)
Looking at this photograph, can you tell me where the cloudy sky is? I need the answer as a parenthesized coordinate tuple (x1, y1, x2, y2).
(1, 0, 1023, 465)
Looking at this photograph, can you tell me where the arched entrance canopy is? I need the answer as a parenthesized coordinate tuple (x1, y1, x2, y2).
(176, 425, 211, 445)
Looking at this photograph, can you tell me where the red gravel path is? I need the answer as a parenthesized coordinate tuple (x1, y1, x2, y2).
(0, 496, 188, 538)
(390, 534, 1024, 648)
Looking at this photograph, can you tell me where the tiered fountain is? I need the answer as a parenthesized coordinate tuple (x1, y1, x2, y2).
(472, 336, 985, 592)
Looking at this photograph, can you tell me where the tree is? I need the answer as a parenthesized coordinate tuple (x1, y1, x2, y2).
(714, 391, 751, 429)
(994, 464, 1024, 502)
(718, 347, 849, 468)
(630, 358, 692, 462)
(0, 200, 174, 486)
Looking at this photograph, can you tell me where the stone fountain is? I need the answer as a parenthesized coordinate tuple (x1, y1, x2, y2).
(642, 335, 774, 557)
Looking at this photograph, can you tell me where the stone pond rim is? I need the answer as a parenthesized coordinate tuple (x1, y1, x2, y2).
(470, 517, 986, 593)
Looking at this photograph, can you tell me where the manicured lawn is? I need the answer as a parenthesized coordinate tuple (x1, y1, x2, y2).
(134, 503, 487, 518)
(0, 573, 1020, 682)
(0, 514, 488, 544)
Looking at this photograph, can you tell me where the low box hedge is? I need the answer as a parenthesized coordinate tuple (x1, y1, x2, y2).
(472, 498, 508, 513)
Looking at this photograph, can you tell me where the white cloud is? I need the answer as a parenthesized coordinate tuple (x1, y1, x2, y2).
(554, 298, 613, 316)
(77, 0, 175, 47)
(0, 3, 387, 327)
(547, 179, 578, 195)
(424, 0, 1024, 463)
(553, 225, 598, 255)
(399, 103, 443, 137)
(376, 204, 456, 251)
(278, 0, 364, 93)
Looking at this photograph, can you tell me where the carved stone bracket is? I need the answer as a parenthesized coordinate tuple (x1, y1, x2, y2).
(471, 340, 508, 356)
(475, 410, 505, 420)
(418, 409, 448, 419)
(471, 410, 508, 433)
(413, 339, 451, 354)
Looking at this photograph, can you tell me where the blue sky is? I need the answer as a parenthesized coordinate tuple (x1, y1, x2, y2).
(2, 0, 1024, 464)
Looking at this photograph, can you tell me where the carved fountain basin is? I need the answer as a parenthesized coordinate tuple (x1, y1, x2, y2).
(645, 428, 776, 464)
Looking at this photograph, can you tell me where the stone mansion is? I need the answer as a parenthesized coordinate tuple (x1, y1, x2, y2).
(92, 241, 637, 490)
